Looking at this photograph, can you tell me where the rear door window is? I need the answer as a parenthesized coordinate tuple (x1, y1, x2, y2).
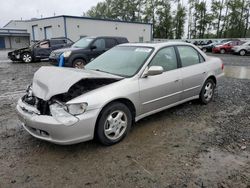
(177, 46, 201, 67)
(105, 38, 118, 49)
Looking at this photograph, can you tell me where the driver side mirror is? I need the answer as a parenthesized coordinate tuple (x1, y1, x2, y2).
(90, 45, 97, 50)
(142, 66, 164, 77)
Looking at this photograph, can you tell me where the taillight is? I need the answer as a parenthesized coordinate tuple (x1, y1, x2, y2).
(221, 63, 224, 70)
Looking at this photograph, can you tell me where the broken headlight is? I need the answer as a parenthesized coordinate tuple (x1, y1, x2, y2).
(26, 84, 33, 97)
(50, 103, 79, 126)
(66, 103, 88, 115)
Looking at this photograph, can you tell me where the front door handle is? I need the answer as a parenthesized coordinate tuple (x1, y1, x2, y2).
(174, 79, 179, 82)
(202, 72, 206, 74)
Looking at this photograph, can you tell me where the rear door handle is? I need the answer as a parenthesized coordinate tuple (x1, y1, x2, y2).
(202, 72, 206, 74)
(174, 79, 179, 82)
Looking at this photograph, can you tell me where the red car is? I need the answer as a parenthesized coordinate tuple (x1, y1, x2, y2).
(212, 41, 244, 54)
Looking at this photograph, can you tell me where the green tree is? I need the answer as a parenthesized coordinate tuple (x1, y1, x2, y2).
(154, 0, 173, 38)
(173, 1, 186, 39)
(224, 0, 246, 37)
(211, 0, 225, 38)
(86, 0, 188, 39)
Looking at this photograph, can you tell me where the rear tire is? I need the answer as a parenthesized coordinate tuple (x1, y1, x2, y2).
(96, 102, 132, 146)
(21, 52, 32, 63)
(72, 59, 86, 69)
(199, 79, 215, 104)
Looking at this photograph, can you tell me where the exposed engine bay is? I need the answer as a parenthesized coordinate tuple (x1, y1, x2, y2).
(22, 78, 120, 115)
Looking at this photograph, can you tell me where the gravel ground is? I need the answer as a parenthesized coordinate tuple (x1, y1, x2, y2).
(0, 51, 249, 188)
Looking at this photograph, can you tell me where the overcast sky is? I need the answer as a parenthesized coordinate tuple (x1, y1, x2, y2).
(0, 0, 103, 27)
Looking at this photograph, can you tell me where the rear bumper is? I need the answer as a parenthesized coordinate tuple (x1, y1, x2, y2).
(16, 98, 99, 145)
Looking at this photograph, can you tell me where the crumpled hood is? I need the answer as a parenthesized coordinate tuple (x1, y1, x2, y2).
(11, 47, 29, 53)
(32, 66, 122, 100)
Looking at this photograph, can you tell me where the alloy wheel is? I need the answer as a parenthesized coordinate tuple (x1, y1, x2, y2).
(104, 110, 128, 140)
(23, 54, 32, 63)
(204, 82, 214, 102)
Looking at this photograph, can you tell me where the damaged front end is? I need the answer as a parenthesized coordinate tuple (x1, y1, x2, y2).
(20, 77, 120, 126)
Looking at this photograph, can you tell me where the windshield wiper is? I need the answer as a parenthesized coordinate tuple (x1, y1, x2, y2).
(91, 69, 126, 78)
(92, 69, 109, 73)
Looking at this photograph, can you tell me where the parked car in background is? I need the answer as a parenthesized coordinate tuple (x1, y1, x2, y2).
(231, 41, 250, 56)
(212, 40, 244, 54)
(193, 40, 213, 46)
(49, 36, 129, 68)
(16, 42, 224, 145)
(8, 38, 73, 63)
(200, 42, 221, 53)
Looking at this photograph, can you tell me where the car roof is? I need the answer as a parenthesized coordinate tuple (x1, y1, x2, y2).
(86, 36, 127, 39)
(118, 42, 194, 49)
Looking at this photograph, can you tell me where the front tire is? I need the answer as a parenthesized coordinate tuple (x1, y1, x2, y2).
(21, 52, 32, 63)
(96, 102, 132, 145)
(199, 79, 215, 104)
(220, 49, 225, 54)
(72, 59, 86, 69)
(239, 50, 246, 56)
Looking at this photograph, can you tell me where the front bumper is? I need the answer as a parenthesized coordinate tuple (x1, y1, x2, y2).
(16, 98, 99, 145)
(8, 52, 21, 61)
(49, 57, 70, 67)
(49, 57, 59, 66)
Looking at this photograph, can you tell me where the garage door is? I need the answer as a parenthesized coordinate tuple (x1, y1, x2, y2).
(0, 37, 5, 49)
(45, 26, 52, 39)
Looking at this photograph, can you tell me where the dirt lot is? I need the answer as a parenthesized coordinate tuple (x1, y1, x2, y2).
(0, 51, 249, 188)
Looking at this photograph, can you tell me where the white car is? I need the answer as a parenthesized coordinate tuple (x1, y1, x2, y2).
(232, 41, 250, 56)
(16, 42, 224, 145)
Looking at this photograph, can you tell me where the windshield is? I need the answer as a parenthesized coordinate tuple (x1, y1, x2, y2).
(72, 37, 94, 48)
(85, 46, 153, 77)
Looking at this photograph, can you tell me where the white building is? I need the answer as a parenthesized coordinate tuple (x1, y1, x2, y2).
(0, 28, 30, 49)
(4, 15, 153, 43)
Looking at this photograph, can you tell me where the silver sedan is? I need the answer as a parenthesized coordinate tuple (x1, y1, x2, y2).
(16, 42, 224, 145)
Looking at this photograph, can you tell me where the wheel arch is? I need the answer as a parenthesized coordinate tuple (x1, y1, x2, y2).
(71, 54, 87, 63)
(206, 75, 217, 86)
(21, 51, 33, 62)
(200, 75, 217, 94)
(239, 49, 247, 55)
(94, 98, 136, 138)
